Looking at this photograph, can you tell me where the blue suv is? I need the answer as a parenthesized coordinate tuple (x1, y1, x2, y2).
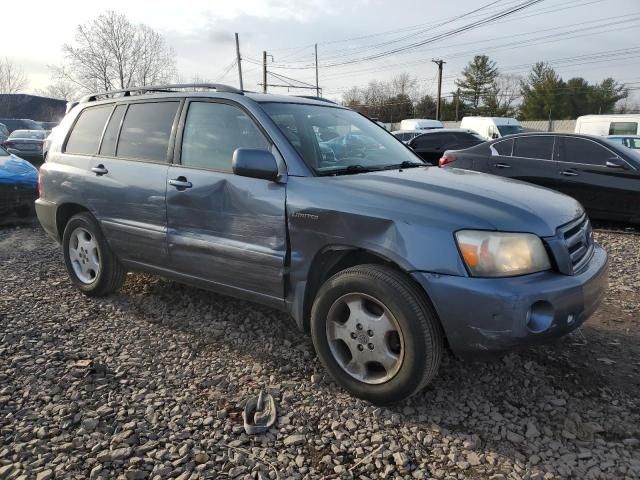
(36, 84, 608, 403)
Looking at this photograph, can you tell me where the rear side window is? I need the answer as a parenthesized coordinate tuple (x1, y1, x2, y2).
(65, 106, 112, 155)
(117, 102, 179, 162)
(513, 136, 554, 160)
(609, 122, 637, 135)
(563, 137, 612, 166)
(493, 138, 513, 156)
(181, 102, 270, 172)
(99, 104, 127, 156)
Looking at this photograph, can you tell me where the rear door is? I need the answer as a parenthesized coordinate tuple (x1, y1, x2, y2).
(489, 135, 559, 190)
(555, 136, 640, 221)
(79, 100, 180, 266)
(165, 99, 287, 305)
(411, 133, 458, 165)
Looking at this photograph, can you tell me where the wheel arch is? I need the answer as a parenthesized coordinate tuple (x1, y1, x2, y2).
(55, 203, 91, 240)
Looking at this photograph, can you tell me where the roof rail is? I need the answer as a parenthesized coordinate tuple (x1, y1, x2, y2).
(295, 95, 337, 105)
(79, 83, 243, 103)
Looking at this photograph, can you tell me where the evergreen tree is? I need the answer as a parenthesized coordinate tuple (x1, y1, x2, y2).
(455, 55, 499, 114)
(520, 62, 567, 120)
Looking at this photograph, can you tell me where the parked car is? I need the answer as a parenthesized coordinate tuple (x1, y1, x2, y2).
(399, 119, 443, 130)
(460, 116, 522, 140)
(606, 135, 640, 150)
(440, 132, 640, 224)
(37, 84, 608, 404)
(2, 129, 47, 166)
(407, 129, 484, 165)
(0, 118, 43, 133)
(575, 114, 640, 136)
(37, 121, 59, 130)
(392, 129, 425, 143)
(0, 145, 38, 218)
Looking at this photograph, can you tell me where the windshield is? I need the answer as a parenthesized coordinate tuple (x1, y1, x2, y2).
(262, 103, 423, 175)
(497, 125, 523, 136)
(9, 130, 46, 139)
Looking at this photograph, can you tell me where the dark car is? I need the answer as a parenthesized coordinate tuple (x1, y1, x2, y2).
(2, 129, 48, 167)
(440, 132, 640, 224)
(38, 121, 60, 130)
(0, 145, 38, 218)
(36, 84, 607, 404)
(407, 129, 484, 165)
(0, 118, 43, 133)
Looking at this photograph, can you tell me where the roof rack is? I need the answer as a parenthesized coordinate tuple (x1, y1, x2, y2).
(79, 83, 243, 103)
(296, 95, 337, 105)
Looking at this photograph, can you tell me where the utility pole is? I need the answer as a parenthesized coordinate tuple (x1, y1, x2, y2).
(235, 33, 243, 91)
(455, 88, 460, 122)
(263, 51, 267, 94)
(314, 43, 320, 97)
(432, 59, 445, 120)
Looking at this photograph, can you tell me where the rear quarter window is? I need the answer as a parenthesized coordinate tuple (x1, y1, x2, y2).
(493, 138, 513, 156)
(65, 106, 113, 155)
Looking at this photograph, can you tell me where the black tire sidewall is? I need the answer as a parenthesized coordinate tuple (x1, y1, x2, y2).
(62, 213, 113, 294)
(311, 266, 438, 404)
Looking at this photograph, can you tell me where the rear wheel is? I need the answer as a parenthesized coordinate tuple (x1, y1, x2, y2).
(62, 213, 126, 296)
(311, 264, 443, 404)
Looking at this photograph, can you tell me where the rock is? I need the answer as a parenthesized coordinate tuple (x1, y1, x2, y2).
(36, 470, 53, 480)
(467, 452, 481, 466)
(82, 418, 99, 432)
(194, 452, 209, 464)
(125, 470, 145, 480)
(111, 447, 133, 461)
(507, 431, 524, 443)
(525, 422, 540, 438)
(283, 434, 305, 446)
(393, 452, 409, 467)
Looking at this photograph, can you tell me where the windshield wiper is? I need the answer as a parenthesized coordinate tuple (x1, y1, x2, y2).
(382, 161, 425, 170)
(324, 164, 383, 176)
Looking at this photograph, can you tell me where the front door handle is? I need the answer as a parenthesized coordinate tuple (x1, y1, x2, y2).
(561, 170, 579, 177)
(169, 176, 193, 190)
(494, 163, 511, 169)
(91, 165, 108, 176)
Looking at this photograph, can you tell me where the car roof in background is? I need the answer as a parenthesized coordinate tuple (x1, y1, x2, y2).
(8, 129, 46, 137)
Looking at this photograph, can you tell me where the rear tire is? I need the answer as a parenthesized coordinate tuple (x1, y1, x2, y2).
(310, 264, 443, 404)
(62, 212, 126, 296)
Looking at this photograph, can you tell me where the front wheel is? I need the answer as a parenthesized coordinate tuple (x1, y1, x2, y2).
(310, 265, 443, 404)
(62, 212, 126, 296)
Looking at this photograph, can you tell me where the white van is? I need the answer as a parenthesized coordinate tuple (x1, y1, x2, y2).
(399, 119, 443, 131)
(575, 115, 640, 136)
(460, 117, 522, 140)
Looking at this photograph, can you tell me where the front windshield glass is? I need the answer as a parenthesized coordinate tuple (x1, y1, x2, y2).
(261, 103, 423, 175)
(497, 125, 523, 136)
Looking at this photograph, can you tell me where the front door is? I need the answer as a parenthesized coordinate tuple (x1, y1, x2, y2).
(166, 99, 287, 304)
(489, 135, 559, 190)
(555, 136, 640, 221)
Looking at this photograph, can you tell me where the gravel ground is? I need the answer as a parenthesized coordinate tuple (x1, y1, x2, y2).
(1, 224, 639, 480)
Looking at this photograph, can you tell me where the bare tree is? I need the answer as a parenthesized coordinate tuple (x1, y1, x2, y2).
(37, 79, 78, 100)
(0, 58, 28, 93)
(53, 11, 176, 94)
(390, 73, 417, 98)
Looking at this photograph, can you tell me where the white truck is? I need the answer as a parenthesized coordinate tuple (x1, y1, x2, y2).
(399, 119, 443, 131)
(575, 114, 640, 136)
(460, 117, 522, 140)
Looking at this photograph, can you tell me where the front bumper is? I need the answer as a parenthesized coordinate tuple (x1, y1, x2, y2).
(412, 245, 608, 357)
(0, 183, 37, 216)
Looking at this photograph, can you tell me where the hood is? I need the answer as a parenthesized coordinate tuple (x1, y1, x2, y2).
(0, 154, 38, 187)
(326, 167, 583, 237)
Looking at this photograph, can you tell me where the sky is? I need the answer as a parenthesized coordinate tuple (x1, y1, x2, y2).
(5, 0, 640, 105)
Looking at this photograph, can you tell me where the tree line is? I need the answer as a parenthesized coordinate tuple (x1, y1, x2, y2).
(342, 55, 630, 122)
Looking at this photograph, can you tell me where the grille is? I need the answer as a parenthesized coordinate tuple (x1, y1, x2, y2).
(559, 215, 594, 274)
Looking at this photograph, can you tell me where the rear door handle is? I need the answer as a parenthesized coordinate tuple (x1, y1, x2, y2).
(91, 165, 108, 176)
(169, 177, 193, 190)
(494, 163, 511, 169)
(561, 170, 579, 177)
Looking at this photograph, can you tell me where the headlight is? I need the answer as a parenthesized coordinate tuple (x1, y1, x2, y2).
(455, 230, 551, 277)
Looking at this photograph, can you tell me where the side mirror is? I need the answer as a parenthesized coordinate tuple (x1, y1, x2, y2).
(232, 148, 279, 181)
(605, 157, 627, 170)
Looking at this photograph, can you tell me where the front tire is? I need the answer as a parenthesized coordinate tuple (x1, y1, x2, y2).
(310, 264, 443, 404)
(62, 212, 126, 296)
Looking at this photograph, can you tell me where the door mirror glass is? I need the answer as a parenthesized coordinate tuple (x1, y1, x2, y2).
(605, 157, 627, 169)
(232, 148, 279, 180)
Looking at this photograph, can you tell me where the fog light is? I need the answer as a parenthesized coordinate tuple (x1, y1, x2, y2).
(527, 301, 554, 333)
